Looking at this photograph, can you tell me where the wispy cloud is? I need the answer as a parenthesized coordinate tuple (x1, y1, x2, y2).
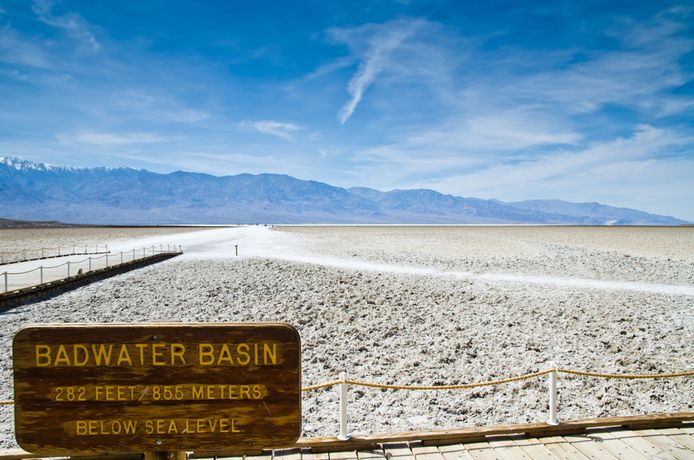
(239, 120, 302, 140)
(306, 56, 356, 80)
(416, 125, 694, 215)
(32, 0, 101, 51)
(113, 90, 211, 124)
(0, 25, 53, 68)
(57, 131, 166, 147)
(329, 19, 425, 124)
(408, 114, 581, 151)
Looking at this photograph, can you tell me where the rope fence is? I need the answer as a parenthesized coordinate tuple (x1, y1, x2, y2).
(1, 244, 182, 293)
(0, 245, 109, 265)
(1, 366, 691, 440)
(301, 368, 694, 392)
(304, 367, 694, 439)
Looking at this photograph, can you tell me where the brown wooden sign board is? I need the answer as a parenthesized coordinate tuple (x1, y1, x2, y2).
(13, 323, 301, 454)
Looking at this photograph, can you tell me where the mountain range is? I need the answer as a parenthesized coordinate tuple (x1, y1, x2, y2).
(0, 157, 688, 225)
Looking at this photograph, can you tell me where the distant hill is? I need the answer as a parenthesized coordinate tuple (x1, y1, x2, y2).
(0, 217, 83, 229)
(0, 157, 688, 225)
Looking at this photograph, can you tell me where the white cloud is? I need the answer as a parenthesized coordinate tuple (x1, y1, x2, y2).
(329, 19, 425, 124)
(464, 13, 694, 118)
(306, 56, 357, 80)
(239, 120, 302, 140)
(32, 0, 101, 51)
(415, 125, 694, 218)
(113, 91, 210, 123)
(0, 25, 53, 68)
(408, 114, 581, 151)
(57, 131, 167, 147)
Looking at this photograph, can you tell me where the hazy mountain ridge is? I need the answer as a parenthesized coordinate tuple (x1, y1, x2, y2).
(0, 157, 687, 225)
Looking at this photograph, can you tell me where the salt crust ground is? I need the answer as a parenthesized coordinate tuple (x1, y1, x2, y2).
(280, 226, 694, 285)
(0, 227, 211, 255)
(0, 226, 692, 449)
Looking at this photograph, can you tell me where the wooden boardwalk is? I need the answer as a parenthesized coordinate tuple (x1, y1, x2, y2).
(205, 427, 694, 460)
(0, 427, 692, 459)
(0, 414, 691, 459)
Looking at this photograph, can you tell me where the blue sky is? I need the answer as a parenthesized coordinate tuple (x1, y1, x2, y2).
(1, 0, 693, 220)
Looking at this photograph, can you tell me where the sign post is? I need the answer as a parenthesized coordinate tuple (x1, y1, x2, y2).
(13, 323, 302, 455)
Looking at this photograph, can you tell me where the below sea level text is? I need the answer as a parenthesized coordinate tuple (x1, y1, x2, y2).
(72, 418, 242, 436)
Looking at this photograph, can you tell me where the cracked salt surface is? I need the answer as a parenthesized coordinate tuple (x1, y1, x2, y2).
(115, 226, 694, 297)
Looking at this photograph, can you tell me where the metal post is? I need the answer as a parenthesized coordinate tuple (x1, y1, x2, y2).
(337, 371, 350, 440)
(88, 257, 92, 272)
(73, 244, 75, 254)
(106, 254, 109, 268)
(40, 266, 43, 284)
(548, 363, 559, 425)
(3, 271, 7, 292)
(67, 261, 71, 277)
(235, 245, 238, 256)
(85, 245, 87, 254)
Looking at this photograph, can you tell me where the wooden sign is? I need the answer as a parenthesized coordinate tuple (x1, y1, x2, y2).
(13, 323, 301, 454)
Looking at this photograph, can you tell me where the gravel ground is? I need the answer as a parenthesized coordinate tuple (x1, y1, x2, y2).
(0, 226, 692, 449)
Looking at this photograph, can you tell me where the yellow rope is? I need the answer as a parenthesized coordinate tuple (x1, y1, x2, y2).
(301, 368, 694, 392)
(302, 380, 342, 392)
(558, 369, 694, 379)
(343, 370, 552, 390)
(0, 369, 691, 403)
(302, 370, 550, 392)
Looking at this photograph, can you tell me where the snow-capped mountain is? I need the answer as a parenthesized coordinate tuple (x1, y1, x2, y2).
(0, 157, 688, 225)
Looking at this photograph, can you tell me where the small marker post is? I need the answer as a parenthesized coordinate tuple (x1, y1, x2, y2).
(235, 244, 238, 256)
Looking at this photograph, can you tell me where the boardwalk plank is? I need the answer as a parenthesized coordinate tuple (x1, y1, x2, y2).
(274, 450, 303, 460)
(486, 437, 530, 460)
(410, 445, 446, 460)
(383, 443, 415, 460)
(604, 430, 676, 459)
(638, 431, 694, 460)
(436, 443, 475, 460)
(303, 453, 331, 460)
(671, 431, 694, 451)
(329, 450, 359, 460)
(537, 436, 589, 459)
(356, 448, 386, 459)
(586, 431, 650, 459)
(463, 441, 500, 460)
(511, 438, 555, 460)
(562, 434, 620, 459)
